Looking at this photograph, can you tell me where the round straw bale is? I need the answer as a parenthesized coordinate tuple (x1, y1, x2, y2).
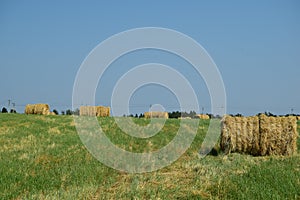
(259, 114, 297, 156)
(33, 104, 50, 115)
(195, 114, 210, 119)
(25, 104, 35, 114)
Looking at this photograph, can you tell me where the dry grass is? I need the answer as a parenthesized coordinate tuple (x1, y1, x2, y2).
(48, 127, 61, 134)
(0, 134, 37, 153)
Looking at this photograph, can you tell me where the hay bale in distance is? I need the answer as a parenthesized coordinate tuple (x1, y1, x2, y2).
(195, 114, 210, 119)
(79, 106, 110, 117)
(34, 104, 50, 115)
(220, 114, 297, 156)
(144, 111, 169, 119)
(96, 106, 110, 117)
(24, 104, 50, 115)
(25, 104, 35, 114)
(80, 106, 96, 116)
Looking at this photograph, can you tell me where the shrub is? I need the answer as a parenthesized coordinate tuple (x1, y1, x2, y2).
(1, 107, 8, 113)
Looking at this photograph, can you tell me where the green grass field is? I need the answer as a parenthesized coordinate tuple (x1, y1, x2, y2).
(0, 114, 299, 199)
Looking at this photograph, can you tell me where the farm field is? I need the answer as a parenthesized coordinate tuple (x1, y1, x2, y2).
(0, 114, 299, 199)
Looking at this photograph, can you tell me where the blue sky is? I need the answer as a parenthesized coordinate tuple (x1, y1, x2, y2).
(0, 1, 299, 116)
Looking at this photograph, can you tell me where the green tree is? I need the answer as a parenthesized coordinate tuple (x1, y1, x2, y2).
(1, 107, 8, 113)
(66, 109, 72, 115)
(10, 109, 16, 113)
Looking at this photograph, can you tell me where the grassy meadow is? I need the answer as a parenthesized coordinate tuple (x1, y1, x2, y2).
(0, 113, 299, 199)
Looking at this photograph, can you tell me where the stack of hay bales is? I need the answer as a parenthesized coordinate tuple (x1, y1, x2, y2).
(25, 104, 50, 115)
(79, 106, 110, 117)
(144, 111, 169, 119)
(221, 114, 297, 156)
(195, 114, 210, 119)
(80, 106, 96, 116)
(96, 106, 110, 117)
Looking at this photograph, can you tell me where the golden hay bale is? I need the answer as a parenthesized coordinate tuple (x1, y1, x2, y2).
(96, 106, 110, 117)
(80, 106, 96, 116)
(259, 114, 297, 156)
(33, 104, 50, 115)
(221, 115, 259, 155)
(144, 111, 169, 119)
(25, 104, 50, 115)
(79, 106, 86, 116)
(195, 114, 210, 119)
(297, 116, 300, 121)
(80, 106, 110, 117)
(49, 112, 56, 116)
(221, 114, 297, 156)
(25, 104, 35, 114)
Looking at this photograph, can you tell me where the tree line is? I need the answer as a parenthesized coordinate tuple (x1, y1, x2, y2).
(1, 107, 299, 118)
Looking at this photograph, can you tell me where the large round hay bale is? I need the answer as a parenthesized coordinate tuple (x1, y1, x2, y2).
(33, 104, 50, 115)
(259, 114, 297, 156)
(220, 115, 259, 155)
(25, 104, 35, 114)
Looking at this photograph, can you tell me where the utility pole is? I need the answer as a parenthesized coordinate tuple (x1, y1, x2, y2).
(201, 107, 204, 114)
(8, 99, 12, 112)
(291, 108, 294, 114)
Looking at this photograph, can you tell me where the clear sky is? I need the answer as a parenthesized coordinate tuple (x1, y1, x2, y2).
(0, 1, 299, 116)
